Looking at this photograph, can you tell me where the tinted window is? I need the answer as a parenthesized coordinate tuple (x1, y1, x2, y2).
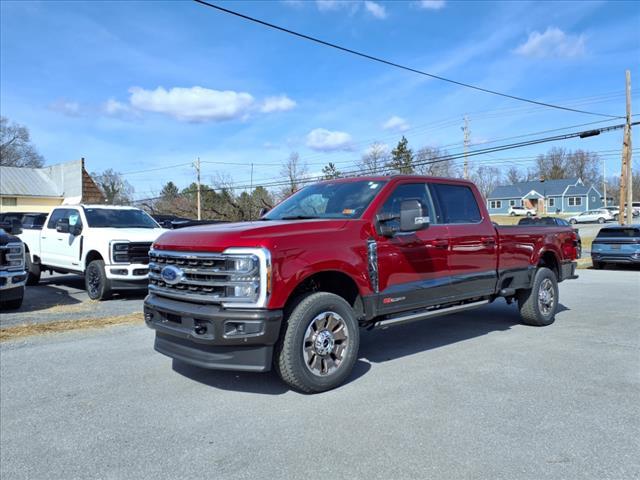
(84, 208, 159, 228)
(21, 214, 47, 229)
(264, 180, 386, 220)
(596, 228, 640, 238)
(431, 183, 482, 224)
(46, 209, 72, 229)
(377, 183, 432, 230)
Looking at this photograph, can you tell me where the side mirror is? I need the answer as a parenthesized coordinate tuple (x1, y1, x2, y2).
(70, 224, 83, 236)
(56, 218, 70, 234)
(400, 200, 428, 232)
(258, 207, 270, 218)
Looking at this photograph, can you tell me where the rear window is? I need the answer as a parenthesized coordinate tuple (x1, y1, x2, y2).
(430, 183, 482, 224)
(596, 228, 640, 238)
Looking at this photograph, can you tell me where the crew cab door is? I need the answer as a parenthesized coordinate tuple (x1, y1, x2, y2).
(429, 182, 498, 298)
(374, 181, 452, 315)
(41, 208, 83, 270)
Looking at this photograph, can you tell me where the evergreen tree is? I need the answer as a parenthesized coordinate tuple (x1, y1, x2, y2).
(322, 162, 341, 179)
(386, 136, 414, 174)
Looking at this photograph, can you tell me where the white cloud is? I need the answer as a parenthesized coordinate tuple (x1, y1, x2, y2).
(416, 0, 446, 10)
(382, 115, 410, 132)
(515, 27, 586, 58)
(128, 86, 255, 122)
(260, 95, 297, 113)
(364, 1, 387, 19)
(103, 99, 132, 115)
(306, 128, 353, 152)
(49, 100, 81, 117)
(315, 0, 342, 12)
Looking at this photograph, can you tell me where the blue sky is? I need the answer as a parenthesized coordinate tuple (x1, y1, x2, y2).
(1, 0, 638, 199)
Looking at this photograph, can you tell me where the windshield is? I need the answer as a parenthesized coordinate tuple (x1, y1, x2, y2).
(264, 180, 387, 220)
(83, 208, 159, 228)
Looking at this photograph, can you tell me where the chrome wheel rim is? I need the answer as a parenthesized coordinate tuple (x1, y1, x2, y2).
(302, 311, 349, 377)
(538, 278, 555, 316)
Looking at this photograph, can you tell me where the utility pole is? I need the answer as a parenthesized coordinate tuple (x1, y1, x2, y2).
(619, 70, 632, 225)
(462, 116, 470, 179)
(249, 162, 254, 221)
(194, 157, 202, 221)
(602, 157, 607, 208)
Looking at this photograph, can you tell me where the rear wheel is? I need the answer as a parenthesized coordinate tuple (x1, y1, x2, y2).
(85, 260, 112, 300)
(517, 267, 558, 326)
(527, 212, 533, 217)
(598, 217, 605, 224)
(25, 254, 41, 286)
(510, 212, 516, 217)
(275, 292, 360, 393)
(569, 218, 577, 225)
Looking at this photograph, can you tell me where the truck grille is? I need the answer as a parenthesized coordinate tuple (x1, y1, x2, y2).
(148, 250, 259, 304)
(0, 242, 25, 272)
(128, 242, 153, 264)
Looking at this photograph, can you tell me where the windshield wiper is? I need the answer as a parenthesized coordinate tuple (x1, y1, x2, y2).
(280, 215, 319, 220)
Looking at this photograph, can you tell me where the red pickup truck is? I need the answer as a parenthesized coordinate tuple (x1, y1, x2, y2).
(144, 176, 579, 392)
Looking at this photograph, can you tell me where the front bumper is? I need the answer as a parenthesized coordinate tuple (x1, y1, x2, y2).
(0, 270, 27, 291)
(144, 294, 283, 372)
(105, 263, 150, 281)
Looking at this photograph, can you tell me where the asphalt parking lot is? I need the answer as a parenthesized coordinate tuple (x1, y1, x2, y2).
(1, 269, 639, 480)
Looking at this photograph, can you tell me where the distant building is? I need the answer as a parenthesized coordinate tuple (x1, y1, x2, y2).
(0, 158, 105, 213)
(486, 178, 602, 215)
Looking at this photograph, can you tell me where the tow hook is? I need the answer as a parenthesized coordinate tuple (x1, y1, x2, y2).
(194, 324, 207, 335)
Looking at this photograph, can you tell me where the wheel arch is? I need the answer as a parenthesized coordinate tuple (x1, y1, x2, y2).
(85, 250, 104, 269)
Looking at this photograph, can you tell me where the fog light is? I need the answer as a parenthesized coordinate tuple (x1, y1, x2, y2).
(224, 321, 263, 337)
(110, 268, 128, 275)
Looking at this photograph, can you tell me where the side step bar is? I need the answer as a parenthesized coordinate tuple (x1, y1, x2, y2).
(374, 300, 489, 329)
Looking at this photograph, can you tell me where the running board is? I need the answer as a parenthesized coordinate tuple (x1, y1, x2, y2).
(374, 300, 489, 329)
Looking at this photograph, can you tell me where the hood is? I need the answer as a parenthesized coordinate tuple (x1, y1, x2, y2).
(153, 219, 350, 252)
(90, 227, 166, 243)
(0, 229, 22, 246)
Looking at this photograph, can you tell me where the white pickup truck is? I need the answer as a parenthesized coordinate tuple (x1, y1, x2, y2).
(19, 205, 165, 300)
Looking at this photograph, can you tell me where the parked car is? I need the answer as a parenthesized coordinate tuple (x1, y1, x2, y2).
(508, 205, 536, 217)
(0, 220, 27, 310)
(568, 209, 614, 224)
(591, 225, 640, 269)
(603, 206, 620, 221)
(19, 205, 165, 300)
(144, 176, 579, 393)
(518, 216, 582, 257)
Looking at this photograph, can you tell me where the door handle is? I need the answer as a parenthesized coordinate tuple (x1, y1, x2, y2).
(427, 239, 449, 249)
(481, 237, 496, 246)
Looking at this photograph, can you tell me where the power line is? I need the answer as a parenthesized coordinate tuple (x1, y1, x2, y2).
(132, 122, 636, 200)
(194, 0, 622, 119)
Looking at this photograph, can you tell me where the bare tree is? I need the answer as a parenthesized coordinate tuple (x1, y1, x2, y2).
(471, 165, 502, 198)
(92, 169, 134, 205)
(358, 142, 388, 174)
(0, 116, 44, 167)
(535, 147, 567, 180)
(566, 149, 600, 186)
(414, 147, 457, 177)
(280, 152, 308, 197)
(506, 166, 522, 184)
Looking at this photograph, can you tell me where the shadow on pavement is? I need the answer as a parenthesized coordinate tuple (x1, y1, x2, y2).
(172, 358, 371, 396)
(18, 285, 83, 313)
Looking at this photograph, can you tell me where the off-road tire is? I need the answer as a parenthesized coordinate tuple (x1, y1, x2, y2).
(274, 292, 360, 393)
(25, 254, 41, 286)
(517, 267, 558, 326)
(85, 260, 112, 300)
(0, 288, 24, 310)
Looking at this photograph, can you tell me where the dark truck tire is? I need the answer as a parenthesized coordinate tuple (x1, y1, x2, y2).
(25, 254, 41, 286)
(275, 292, 360, 393)
(592, 260, 604, 270)
(0, 287, 24, 310)
(517, 267, 558, 326)
(85, 260, 112, 300)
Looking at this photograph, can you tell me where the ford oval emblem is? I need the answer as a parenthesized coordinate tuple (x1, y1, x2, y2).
(160, 265, 183, 285)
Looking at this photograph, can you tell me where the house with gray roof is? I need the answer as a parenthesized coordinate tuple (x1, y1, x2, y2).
(0, 158, 105, 213)
(486, 178, 602, 215)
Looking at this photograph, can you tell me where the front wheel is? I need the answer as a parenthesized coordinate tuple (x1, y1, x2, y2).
(25, 254, 41, 286)
(510, 212, 516, 217)
(517, 267, 558, 326)
(527, 212, 533, 217)
(592, 260, 604, 270)
(85, 260, 112, 300)
(569, 219, 577, 225)
(0, 288, 24, 310)
(274, 292, 360, 393)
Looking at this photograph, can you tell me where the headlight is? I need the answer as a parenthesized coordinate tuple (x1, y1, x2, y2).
(111, 242, 130, 263)
(221, 248, 271, 308)
(4, 243, 24, 268)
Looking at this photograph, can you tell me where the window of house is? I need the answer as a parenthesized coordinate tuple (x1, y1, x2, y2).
(509, 200, 516, 206)
(568, 197, 582, 206)
(548, 198, 555, 207)
(1, 197, 17, 206)
(591, 196, 596, 202)
(489, 200, 502, 209)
